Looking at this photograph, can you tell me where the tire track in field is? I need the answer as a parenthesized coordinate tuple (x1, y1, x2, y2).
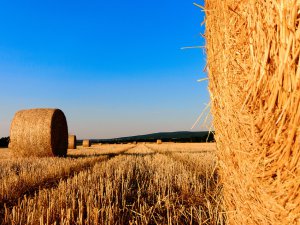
(144, 145, 220, 208)
(144, 144, 217, 178)
(0, 146, 135, 223)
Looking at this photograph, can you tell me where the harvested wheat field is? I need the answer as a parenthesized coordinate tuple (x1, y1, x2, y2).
(0, 143, 224, 224)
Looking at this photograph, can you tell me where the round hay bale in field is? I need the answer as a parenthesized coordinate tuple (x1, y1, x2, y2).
(10, 108, 68, 157)
(157, 139, 162, 144)
(205, 1, 300, 223)
(68, 135, 77, 149)
(82, 139, 90, 147)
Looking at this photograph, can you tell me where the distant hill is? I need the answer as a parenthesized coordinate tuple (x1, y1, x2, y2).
(1, 131, 215, 147)
(90, 131, 215, 144)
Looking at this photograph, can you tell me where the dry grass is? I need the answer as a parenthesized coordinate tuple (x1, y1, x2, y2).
(0, 156, 106, 205)
(10, 108, 68, 157)
(0, 143, 223, 224)
(147, 143, 216, 153)
(205, 0, 300, 224)
(69, 144, 135, 156)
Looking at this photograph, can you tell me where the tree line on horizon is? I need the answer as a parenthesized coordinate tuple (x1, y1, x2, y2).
(0, 137, 9, 148)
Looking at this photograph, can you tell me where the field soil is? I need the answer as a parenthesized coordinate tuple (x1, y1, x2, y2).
(0, 143, 223, 225)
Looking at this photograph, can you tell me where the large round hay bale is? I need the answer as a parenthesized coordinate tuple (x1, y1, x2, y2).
(157, 139, 162, 144)
(82, 139, 90, 147)
(205, 1, 300, 224)
(10, 108, 68, 157)
(68, 135, 77, 149)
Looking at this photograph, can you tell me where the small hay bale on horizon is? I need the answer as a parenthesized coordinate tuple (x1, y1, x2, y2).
(68, 135, 77, 149)
(82, 139, 90, 147)
(157, 139, 162, 144)
(10, 108, 68, 157)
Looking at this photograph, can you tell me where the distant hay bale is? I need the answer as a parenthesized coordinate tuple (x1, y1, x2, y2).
(82, 140, 90, 147)
(157, 140, 162, 144)
(10, 108, 68, 157)
(68, 135, 77, 149)
(205, 0, 300, 224)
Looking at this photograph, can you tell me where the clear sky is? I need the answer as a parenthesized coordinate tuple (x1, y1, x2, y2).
(0, 0, 209, 139)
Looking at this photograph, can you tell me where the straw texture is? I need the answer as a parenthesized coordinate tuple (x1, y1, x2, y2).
(205, 0, 300, 224)
(10, 108, 68, 157)
(68, 135, 77, 149)
(82, 140, 90, 147)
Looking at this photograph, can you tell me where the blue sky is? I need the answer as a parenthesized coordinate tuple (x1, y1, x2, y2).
(0, 0, 209, 139)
